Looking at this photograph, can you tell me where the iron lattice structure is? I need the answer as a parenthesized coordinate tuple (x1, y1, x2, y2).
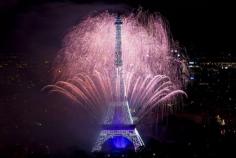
(92, 15, 144, 152)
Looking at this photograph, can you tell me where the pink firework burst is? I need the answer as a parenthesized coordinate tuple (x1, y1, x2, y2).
(44, 11, 188, 126)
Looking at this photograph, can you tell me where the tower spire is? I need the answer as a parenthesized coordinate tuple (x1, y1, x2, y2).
(114, 14, 123, 67)
(114, 14, 126, 101)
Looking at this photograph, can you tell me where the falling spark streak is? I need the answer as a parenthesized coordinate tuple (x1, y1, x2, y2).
(44, 11, 188, 125)
(44, 71, 187, 123)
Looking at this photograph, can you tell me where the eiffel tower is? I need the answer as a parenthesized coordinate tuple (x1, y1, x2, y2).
(92, 14, 144, 152)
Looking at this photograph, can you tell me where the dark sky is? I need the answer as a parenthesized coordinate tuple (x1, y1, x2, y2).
(0, 0, 235, 57)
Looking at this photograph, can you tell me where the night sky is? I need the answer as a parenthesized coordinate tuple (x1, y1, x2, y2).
(0, 0, 235, 56)
(0, 0, 235, 155)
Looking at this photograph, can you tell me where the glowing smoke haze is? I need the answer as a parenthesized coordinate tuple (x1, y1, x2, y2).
(44, 11, 187, 126)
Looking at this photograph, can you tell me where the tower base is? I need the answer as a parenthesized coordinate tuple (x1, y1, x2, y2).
(92, 128, 144, 152)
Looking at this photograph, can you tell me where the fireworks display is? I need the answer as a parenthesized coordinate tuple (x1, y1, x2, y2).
(44, 11, 187, 125)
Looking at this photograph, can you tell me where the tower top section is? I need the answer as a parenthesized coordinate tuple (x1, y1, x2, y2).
(115, 14, 123, 25)
(114, 14, 123, 67)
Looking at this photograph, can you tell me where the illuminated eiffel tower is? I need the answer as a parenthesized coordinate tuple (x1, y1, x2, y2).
(92, 14, 144, 152)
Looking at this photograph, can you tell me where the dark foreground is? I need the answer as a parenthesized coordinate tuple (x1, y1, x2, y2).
(1, 133, 235, 158)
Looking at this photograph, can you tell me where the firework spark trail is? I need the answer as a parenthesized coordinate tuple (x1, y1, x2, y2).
(44, 11, 188, 124)
(53, 12, 179, 81)
(44, 72, 187, 123)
